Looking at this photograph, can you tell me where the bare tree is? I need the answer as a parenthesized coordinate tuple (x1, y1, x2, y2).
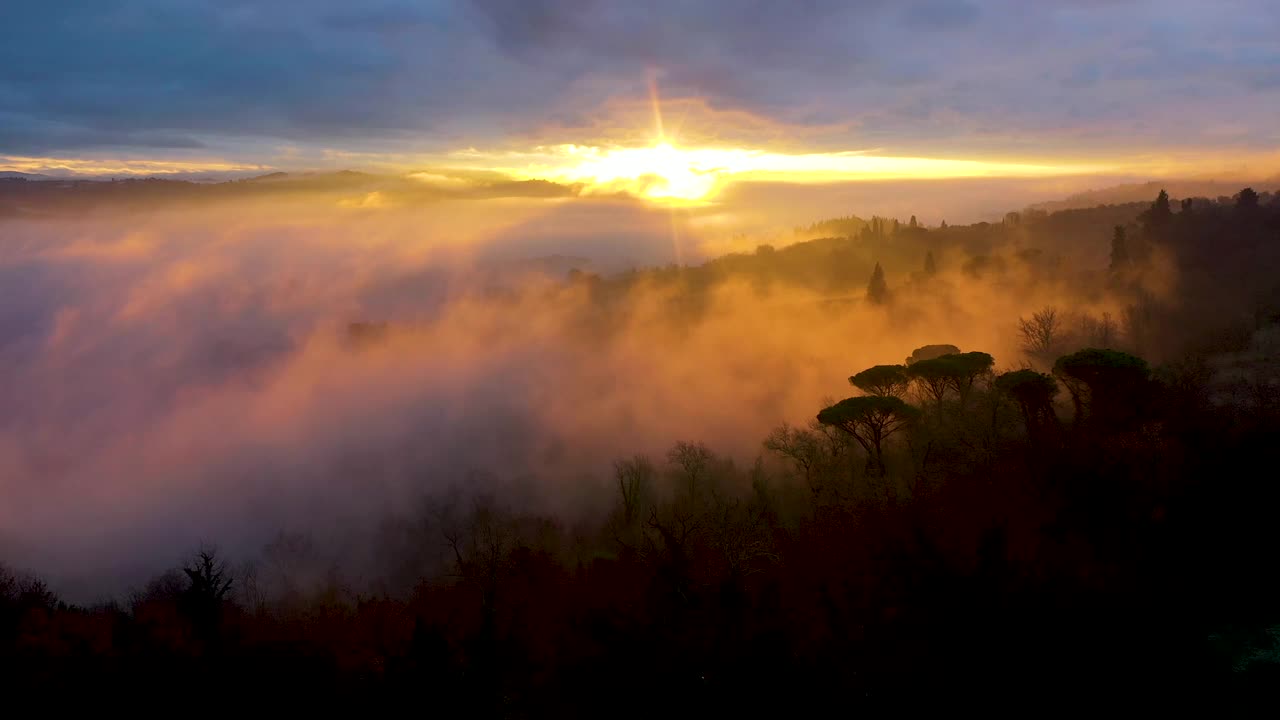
(763, 422, 823, 494)
(614, 455, 655, 526)
(183, 548, 234, 604)
(667, 441, 713, 504)
(643, 503, 703, 605)
(706, 489, 778, 583)
(1019, 306, 1066, 364)
(1079, 311, 1118, 348)
(437, 494, 522, 658)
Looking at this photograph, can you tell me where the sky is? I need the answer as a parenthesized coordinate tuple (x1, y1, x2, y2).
(3, 0, 1280, 188)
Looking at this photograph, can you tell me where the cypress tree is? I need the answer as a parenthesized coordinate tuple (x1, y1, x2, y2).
(867, 262, 889, 304)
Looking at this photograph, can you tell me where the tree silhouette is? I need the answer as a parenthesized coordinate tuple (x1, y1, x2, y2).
(995, 369, 1059, 440)
(905, 357, 954, 408)
(183, 550, 233, 601)
(1139, 189, 1173, 238)
(180, 548, 234, 651)
(905, 344, 959, 366)
(866, 262, 889, 304)
(1018, 307, 1065, 365)
(614, 455, 655, 526)
(904, 352, 993, 410)
(763, 423, 825, 497)
(668, 441, 714, 504)
(1052, 348, 1150, 427)
(1109, 225, 1129, 273)
(909, 215, 918, 229)
(817, 396, 919, 475)
(1236, 187, 1259, 212)
(849, 364, 910, 398)
(943, 352, 995, 408)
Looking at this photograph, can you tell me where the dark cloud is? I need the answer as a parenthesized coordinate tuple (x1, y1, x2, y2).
(1, 0, 1278, 158)
(900, 0, 980, 30)
(0, 114, 206, 153)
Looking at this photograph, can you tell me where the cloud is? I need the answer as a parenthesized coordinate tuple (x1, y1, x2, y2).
(1, 1, 1278, 161)
(900, 0, 980, 30)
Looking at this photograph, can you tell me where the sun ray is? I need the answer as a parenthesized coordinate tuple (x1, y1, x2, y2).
(647, 69, 666, 142)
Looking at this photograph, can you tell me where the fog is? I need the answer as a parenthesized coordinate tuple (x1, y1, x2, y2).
(0, 190, 1132, 599)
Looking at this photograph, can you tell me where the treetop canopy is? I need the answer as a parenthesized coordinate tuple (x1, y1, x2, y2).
(995, 368, 1058, 402)
(849, 364, 909, 396)
(1053, 348, 1150, 384)
(817, 395, 920, 425)
(905, 344, 960, 365)
(905, 351, 993, 379)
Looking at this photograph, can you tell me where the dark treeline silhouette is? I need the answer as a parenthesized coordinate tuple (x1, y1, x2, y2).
(0, 171, 577, 217)
(5, 188, 1280, 709)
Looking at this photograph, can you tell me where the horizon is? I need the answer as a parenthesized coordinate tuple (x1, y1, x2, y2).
(4, 1, 1280, 213)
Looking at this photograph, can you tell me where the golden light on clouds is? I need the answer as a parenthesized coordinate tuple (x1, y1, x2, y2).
(453, 142, 1115, 204)
(0, 155, 265, 177)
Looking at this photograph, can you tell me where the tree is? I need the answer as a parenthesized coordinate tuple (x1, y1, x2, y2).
(866, 262, 889, 304)
(995, 369, 1059, 439)
(943, 351, 995, 408)
(817, 396, 920, 474)
(1018, 307, 1065, 365)
(763, 423, 824, 496)
(1122, 290, 1158, 358)
(1139, 189, 1173, 238)
(437, 495, 522, 693)
(1079, 312, 1118, 348)
(1109, 225, 1129, 273)
(1154, 188, 1171, 215)
(909, 215, 918, 229)
(905, 344, 960, 366)
(614, 455, 655, 526)
(904, 352, 993, 410)
(667, 441, 713, 504)
(905, 357, 954, 408)
(1236, 187, 1259, 212)
(940, 220, 948, 230)
(181, 547, 234, 650)
(183, 549, 231, 600)
(1052, 348, 1150, 427)
(924, 251, 937, 276)
(849, 364, 910, 398)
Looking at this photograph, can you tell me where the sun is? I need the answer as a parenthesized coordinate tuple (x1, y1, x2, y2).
(554, 141, 725, 203)
(467, 78, 1111, 203)
(456, 138, 1115, 205)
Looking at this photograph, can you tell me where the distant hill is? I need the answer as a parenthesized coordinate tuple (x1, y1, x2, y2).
(243, 171, 291, 182)
(1029, 178, 1280, 212)
(0, 171, 54, 181)
(794, 214, 868, 238)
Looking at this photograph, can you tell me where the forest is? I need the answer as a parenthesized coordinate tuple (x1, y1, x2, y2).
(4, 186, 1280, 709)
